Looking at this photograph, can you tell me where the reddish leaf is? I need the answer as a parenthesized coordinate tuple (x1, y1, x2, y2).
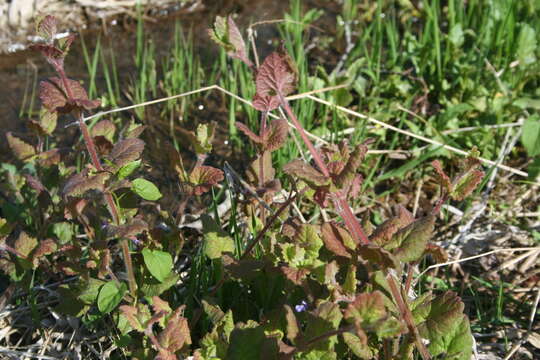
(39, 77, 100, 113)
(370, 205, 414, 247)
(188, 166, 224, 196)
(357, 245, 398, 269)
(344, 291, 386, 325)
(283, 159, 329, 187)
(38, 148, 61, 167)
(252, 93, 280, 112)
(120, 304, 150, 332)
(152, 296, 172, 315)
(6, 132, 36, 161)
(280, 265, 310, 285)
(208, 16, 253, 68)
(392, 215, 435, 263)
(31, 239, 57, 268)
(14, 232, 38, 258)
(451, 169, 484, 201)
(431, 160, 452, 192)
(262, 118, 289, 152)
(424, 243, 448, 263)
(321, 223, 352, 258)
(256, 52, 296, 98)
(158, 307, 191, 353)
(93, 136, 114, 156)
(236, 122, 262, 144)
(91, 120, 116, 140)
(334, 143, 368, 189)
(24, 174, 47, 194)
(36, 15, 58, 40)
(108, 138, 145, 167)
(105, 219, 148, 239)
(62, 171, 110, 198)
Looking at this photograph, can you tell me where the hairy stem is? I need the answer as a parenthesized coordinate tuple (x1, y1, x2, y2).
(279, 94, 369, 245)
(258, 112, 268, 225)
(387, 274, 431, 360)
(76, 110, 137, 296)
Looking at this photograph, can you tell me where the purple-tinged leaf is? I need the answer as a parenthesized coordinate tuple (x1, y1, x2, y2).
(424, 243, 448, 263)
(152, 296, 172, 315)
(236, 122, 262, 144)
(391, 214, 435, 263)
(14, 232, 38, 258)
(357, 245, 398, 269)
(37, 148, 62, 167)
(280, 265, 310, 285)
(256, 52, 296, 98)
(93, 136, 114, 156)
(91, 120, 116, 141)
(451, 169, 484, 201)
(252, 93, 280, 112)
(158, 307, 191, 354)
(283, 159, 330, 187)
(36, 15, 57, 41)
(188, 166, 224, 196)
(262, 118, 289, 152)
(31, 239, 57, 268)
(6, 132, 36, 161)
(321, 223, 352, 258)
(24, 174, 47, 194)
(39, 77, 100, 113)
(431, 160, 452, 192)
(120, 304, 150, 333)
(106, 218, 148, 239)
(370, 205, 414, 247)
(62, 171, 110, 197)
(208, 16, 253, 68)
(108, 138, 145, 167)
(344, 291, 386, 326)
(334, 143, 368, 189)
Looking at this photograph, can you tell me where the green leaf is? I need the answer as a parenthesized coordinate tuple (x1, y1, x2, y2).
(97, 281, 127, 314)
(202, 215, 235, 259)
(140, 272, 179, 297)
(516, 23, 537, 66)
(78, 278, 106, 304)
(391, 215, 435, 263)
(227, 322, 277, 360)
(419, 292, 473, 360)
(344, 291, 386, 326)
(117, 160, 141, 180)
(303, 302, 342, 352)
(142, 248, 173, 282)
(51, 222, 73, 244)
(342, 331, 372, 359)
(522, 115, 540, 157)
(448, 24, 464, 47)
(131, 178, 162, 201)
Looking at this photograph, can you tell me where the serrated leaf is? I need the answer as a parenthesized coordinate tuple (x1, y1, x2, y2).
(342, 331, 372, 359)
(431, 160, 452, 193)
(303, 302, 342, 352)
(209, 16, 252, 68)
(188, 166, 224, 196)
(284, 305, 301, 344)
(97, 281, 127, 314)
(262, 118, 289, 152)
(236, 122, 262, 144)
(283, 160, 330, 187)
(334, 143, 368, 189)
(158, 307, 191, 353)
(419, 292, 473, 360)
(6, 132, 36, 161)
(14, 232, 38, 258)
(521, 115, 540, 157)
(202, 215, 235, 259)
(131, 178, 162, 201)
(256, 51, 296, 98)
(31, 239, 57, 268)
(117, 160, 141, 180)
(36, 15, 57, 40)
(451, 169, 484, 201)
(108, 138, 145, 167)
(39, 108, 58, 135)
(39, 77, 100, 112)
(252, 93, 280, 112)
(321, 223, 352, 258)
(63, 171, 109, 197)
(91, 120, 116, 141)
(120, 303, 151, 332)
(344, 291, 386, 326)
(142, 248, 173, 282)
(391, 215, 435, 263)
(357, 245, 398, 269)
(106, 218, 148, 239)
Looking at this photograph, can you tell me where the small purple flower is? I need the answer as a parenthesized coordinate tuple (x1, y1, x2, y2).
(295, 300, 308, 313)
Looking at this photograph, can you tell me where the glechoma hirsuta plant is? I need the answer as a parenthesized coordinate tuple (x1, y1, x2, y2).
(0, 15, 485, 359)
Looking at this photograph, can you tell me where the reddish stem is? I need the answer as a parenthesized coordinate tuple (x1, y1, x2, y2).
(278, 94, 369, 245)
(387, 274, 431, 360)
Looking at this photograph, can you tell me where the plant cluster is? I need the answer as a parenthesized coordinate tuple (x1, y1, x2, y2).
(0, 15, 485, 359)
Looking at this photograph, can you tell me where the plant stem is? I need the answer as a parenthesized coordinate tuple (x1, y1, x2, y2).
(387, 274, 431, 360)
(76, 110, 137, 297)
(279, 95, 369, 245)
(259, 111, 268, 225)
